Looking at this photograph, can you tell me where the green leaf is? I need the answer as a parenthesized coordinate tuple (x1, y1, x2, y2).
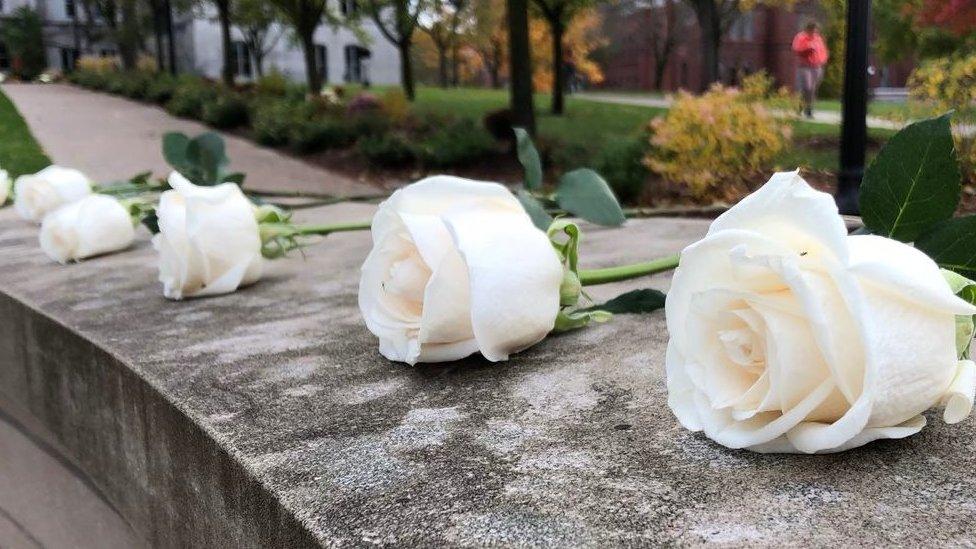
(222, 171, 246, 186)
(141, 210, 160, 234)
(185, 132, 228, 185)
(162, 132, 191, 173)
(554, 168, 626, 227)
(942, 269, 976, 359)
(582, 288, 666, 314)
(516, 190, 553, 231)
(916, 215, 976, 280)
(514, 127, 543, 191)
(860, 113, 961, 242)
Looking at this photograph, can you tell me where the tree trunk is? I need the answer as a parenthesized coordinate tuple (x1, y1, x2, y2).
(300, 31, 322, 93)
(399, 41, 416, 100)
(507, 0, 535, 134)
(438, 46, 449, 88)
(691, 0, 720, 91)
(118, 0, 139, 70)
(151, 0, 165, 71)
(164, 0, 177, 73)
(217, 0, 234, 86)
(450, 42, 459, 86)
(254, 51, 264, 77)
(550, 17, 564, 115)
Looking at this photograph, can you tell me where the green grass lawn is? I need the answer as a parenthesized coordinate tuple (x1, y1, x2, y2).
(0, 88, 50, 178)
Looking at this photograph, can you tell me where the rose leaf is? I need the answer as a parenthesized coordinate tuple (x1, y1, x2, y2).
(917, 215, 976, 280)
(581, 288, 666, 314)
(554, 168, 626, 227)
(514, 127, 543, 191)
(860, 113, 961, 242)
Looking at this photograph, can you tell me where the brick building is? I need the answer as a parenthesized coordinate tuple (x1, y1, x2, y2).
(598, 0, 914, 92)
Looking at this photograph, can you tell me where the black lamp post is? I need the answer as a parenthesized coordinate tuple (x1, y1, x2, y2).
(836, 0, 871, 215)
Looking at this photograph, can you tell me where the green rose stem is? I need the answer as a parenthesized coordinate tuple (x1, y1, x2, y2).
(577, 253, 680, 286)
(284, 220, 373, 236)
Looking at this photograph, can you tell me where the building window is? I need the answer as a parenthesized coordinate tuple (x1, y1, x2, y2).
(65, 0, 76, 17)
(315, 44, 328, 83)
(340, 0, 359, 17)
(230, 41, 252, 78)
(343, 44, 371, 84)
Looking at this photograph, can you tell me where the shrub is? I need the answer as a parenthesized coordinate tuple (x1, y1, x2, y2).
(105, 73, 130, 95)
(739, 70, 799, 113)
(145, 74, 178, 104)
(348, 92, 382, 114)
(254, 69, 289, 97)
(380, 88, 410, 123)
(910, 56, 976, 183)
(136, 54, 158, 74)
(644, 84, 790, 199)
(416, 119, 495, 168)
(1, 7, 46, 80)
(594, 138, 649, 204)
(76, 55, 119, 74)
(202, 93, 250, 129)
(251, 99, 302, 146)
(349, 112, 391, 138)
(358, 133, 416, 167)
(288, 118, 356, 153)
(166, 80, 217, 119)
(118, 72, 153, 99)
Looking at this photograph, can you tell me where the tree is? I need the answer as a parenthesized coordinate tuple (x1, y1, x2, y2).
(446, 0, 468, 84)
(529, 0, 593, 114)
(210, 0, 236, 85)
(649, 0, 677, 90)
(529, 9, 604, 92)
(233, 0, 281, 77)
(468, 0, 506, 88)
(508, 0, 536, 132)
(682, 0, 739, 91)
(419, 0, 453, 86)
(366, 0, 425, 100)
(1, 7, 46, 80)
(270, 0, 337, 92)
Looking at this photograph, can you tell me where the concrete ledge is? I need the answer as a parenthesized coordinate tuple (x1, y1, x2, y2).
(3, 205, 976, 546)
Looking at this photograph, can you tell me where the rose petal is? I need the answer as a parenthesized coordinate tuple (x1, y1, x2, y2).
(443, 207, 562, 362)
(708, 170, 849, 265)
(943, 360, 976, 424)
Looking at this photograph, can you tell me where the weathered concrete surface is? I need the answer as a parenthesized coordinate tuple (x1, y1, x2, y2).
(1, 83, 375, 195)
(2, 204, 976, 547)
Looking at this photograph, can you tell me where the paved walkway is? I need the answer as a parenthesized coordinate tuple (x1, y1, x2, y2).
(576, 92, 906, 131)
(1, 83, 376, 195)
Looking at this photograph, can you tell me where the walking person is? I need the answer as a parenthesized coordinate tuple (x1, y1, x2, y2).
(792, 21, 829, 118)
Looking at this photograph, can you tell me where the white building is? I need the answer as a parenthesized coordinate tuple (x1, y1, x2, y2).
(0, 0, 401, 87)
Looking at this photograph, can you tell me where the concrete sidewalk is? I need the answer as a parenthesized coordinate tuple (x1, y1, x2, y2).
(1, 83, 377, 195)
(576, 91, 906, 131)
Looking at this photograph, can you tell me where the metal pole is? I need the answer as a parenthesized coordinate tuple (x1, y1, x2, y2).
(836, 0, 870, 215)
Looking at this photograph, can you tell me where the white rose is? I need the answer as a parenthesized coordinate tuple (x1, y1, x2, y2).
(0, 169, 10, 206)
(39, 194, 136, 263)
(153, 172, 263, 300)
(359, 175, 564, 365)
(14, 165, 92, 222)
(666, 171, 976, 453)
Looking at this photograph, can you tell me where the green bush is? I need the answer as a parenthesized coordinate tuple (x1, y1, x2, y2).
(118, 72, 153, 99)
(1, 7, 45, 80)
(105, 73, 129, 95)
(254, 69, 289, 97)
(594, 138, 649, 204)
(166, 81, 217, 119)
(416, 119, 495, 168)
(288, 118, 356, 153)
(69, 69, 108, 89)
(349, 112, 391, 139)
(202, 93, 250, 129)
(358, 133, 416, 167)
(145, 74, 178, 104)
(251, 99, 301, 147)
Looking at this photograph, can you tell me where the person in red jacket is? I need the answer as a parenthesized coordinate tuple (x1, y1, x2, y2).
(792, 21, 829, 118)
